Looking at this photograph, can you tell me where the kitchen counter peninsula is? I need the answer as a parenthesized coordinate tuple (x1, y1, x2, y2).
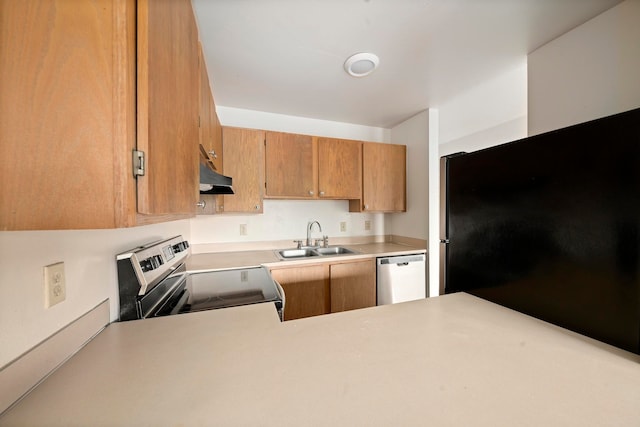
(2, 293, 639, 426)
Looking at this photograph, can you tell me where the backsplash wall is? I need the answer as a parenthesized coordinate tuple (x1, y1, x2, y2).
(0, 220, 190, 369)
(190, 199, 384, 250)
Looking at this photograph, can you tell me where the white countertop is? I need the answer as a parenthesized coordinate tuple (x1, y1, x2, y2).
(186, 242, 425, 271)
(2, 293, 639, 426)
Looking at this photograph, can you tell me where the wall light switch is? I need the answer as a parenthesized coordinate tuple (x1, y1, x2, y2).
(44, 262, 66, 308)
(239, 224, 248, 236)
(364, 220, 371, 231)
(340, 221, 347, 232)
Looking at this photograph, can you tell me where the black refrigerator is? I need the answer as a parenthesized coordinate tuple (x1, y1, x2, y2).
(440, 107, 640, 355)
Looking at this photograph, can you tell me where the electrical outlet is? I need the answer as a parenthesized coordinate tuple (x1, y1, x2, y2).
(364, 220, 371, 231)
(239, 224, 248, 236)
(340, 221, 347, 232)
(44, 262, 66, 308)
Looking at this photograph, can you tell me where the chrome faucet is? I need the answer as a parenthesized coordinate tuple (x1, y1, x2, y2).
(306, 220, 322, 247)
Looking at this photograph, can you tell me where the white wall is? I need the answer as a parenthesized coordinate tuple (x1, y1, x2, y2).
(438, 62, 528, 153)
(439, 116, 527, 157)
(427, 62, 528, 297)
(528, 0, 640, 135)
(388, 111, 430, 241)
(191, 199, 383, 248)
(191, 107, 391, 248)
(217, 106, 391, 142)
(0, 220, 191, 368)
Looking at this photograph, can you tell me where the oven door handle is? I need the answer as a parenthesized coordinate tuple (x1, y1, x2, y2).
(167, 288, 190, 316)
(274, 279, 285, 315)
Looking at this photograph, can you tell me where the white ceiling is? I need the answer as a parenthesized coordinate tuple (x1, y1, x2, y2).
(193, 0, 621, 129)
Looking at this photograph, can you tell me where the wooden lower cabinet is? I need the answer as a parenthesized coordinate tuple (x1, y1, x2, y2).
(330, 259, 376, 313)
(270, 258, 376, 321)
(270, 264, 330, 321)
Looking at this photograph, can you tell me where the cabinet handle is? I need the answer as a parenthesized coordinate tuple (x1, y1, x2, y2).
(208, 150, 217, 159)
(196, 200, 206, 208)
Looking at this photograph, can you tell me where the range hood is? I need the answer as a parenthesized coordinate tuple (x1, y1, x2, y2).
(199, 163, 234, 195)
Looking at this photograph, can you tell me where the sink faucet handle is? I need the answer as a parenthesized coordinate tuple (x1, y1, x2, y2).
(322, 235, 329, 248)
(293, 240, 303, 249)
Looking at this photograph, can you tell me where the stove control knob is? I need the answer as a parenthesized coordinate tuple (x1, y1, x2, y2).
(172, 241, 190, 253)
(151, 255, 163, 269)
(140, 258, 153, 272)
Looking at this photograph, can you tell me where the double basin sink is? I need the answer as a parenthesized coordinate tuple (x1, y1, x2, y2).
(275, 246, 358, 260)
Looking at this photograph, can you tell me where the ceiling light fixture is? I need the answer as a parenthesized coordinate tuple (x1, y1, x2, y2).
(344, 52, 379, 77)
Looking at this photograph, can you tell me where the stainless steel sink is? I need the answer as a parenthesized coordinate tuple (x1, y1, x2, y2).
(313, 246, 356, 256)
(275, 246, 358, 260)
(277, 248, 318, 259)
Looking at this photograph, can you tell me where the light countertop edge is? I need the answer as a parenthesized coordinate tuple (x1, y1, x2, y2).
(186, 242, 426, 271)
(2, 293, 639, 426)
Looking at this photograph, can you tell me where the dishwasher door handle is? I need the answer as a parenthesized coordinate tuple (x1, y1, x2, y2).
(397, 262, 410, 266)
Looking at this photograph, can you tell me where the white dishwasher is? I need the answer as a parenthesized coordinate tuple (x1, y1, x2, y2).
(376, 254, 427, 305)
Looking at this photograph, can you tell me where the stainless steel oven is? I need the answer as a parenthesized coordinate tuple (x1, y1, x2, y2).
(116, 236, 284, 321)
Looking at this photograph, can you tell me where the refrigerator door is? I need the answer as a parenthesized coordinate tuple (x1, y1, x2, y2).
(440, 153, 464, 295)
(439, 156, 448, 295)
(444, 107, 640, 355)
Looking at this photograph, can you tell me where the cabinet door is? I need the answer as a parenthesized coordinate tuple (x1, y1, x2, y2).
(356, 142, 406, 212)
(330, 259, 376, 313)
(265, 131, 317, 198)
(317, 138, 362, 199)
(270, 265, 330, 321)
(198, 45, 213, 158)
(198, 43, 223, 173)
(211, 107, 223, 172)
(137, 0, 199, 215)
(0, 0, 137, 230)
(220, 127, 265, 213)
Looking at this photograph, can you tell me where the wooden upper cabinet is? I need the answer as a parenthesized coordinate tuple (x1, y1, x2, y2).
(265, 131, 317, 198)
(211, 106, 223, 171)
(137, 0, 199, 215)
(0, 0, 137, 230)
(317, 137, 362, 199)
(1, 0, 202, 230)
(350, 142, 406, 213)
(220, 127, 265, 213)
(199, 43, 223, 172)
(198, 45, 213, 156)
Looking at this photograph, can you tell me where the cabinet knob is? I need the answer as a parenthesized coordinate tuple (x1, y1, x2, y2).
(364, 204, 369, 210)
(319, 191, 325, 196)
(254, 204, 260, 210)
(208, 150, 217, 159)
(308, 190, 314, 196)
(196, 200, 206, 208)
